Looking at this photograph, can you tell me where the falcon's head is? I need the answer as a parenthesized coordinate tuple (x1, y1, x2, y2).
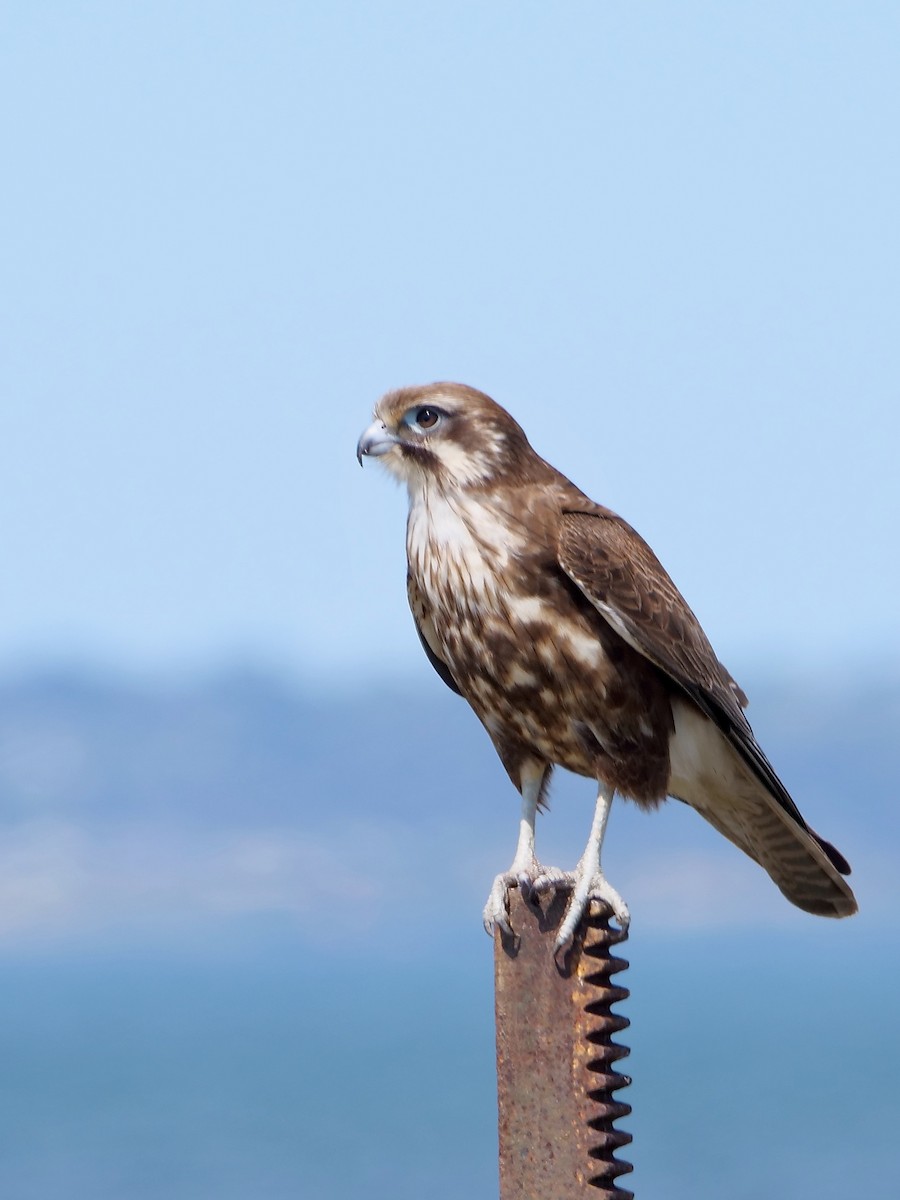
(357, 382, 536, 491)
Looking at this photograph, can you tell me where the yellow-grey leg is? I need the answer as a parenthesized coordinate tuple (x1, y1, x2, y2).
(552, 781, 630, 954)
(482, 761, 568, 935)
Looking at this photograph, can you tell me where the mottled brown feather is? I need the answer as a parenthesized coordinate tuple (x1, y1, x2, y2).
(557, 508, 850, 875)
(363, 381, 856, 915)
(559, 508, 748, 715)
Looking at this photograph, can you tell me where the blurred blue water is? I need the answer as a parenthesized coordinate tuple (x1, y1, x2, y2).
(0, 668, 895, 1197)
(0, 920, 895, 1200)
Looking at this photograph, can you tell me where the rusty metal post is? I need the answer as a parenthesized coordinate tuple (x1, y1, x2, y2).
(494, 889, 633, 1199)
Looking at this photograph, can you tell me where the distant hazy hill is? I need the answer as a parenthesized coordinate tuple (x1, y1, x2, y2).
(0, 666, 893, 944)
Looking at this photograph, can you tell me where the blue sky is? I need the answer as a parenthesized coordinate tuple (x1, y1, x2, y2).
(2, 2, 898, 685)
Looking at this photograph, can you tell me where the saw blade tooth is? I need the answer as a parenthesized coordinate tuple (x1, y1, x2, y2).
(575, 900, 634, 1198)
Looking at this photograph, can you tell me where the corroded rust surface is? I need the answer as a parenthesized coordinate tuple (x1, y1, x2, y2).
(495, 890, 633, 1199)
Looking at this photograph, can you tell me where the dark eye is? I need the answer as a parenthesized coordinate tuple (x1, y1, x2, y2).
(416, 406, 441, 430)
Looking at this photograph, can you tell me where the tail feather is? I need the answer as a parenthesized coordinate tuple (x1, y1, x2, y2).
(668, 698, 858, 919)
(812, 831, 851, 877)
(738, 798, 857, 918)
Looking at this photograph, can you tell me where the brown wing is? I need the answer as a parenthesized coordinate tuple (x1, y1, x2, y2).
(559, 508, 747, 718)
(558, 507, 850, 875)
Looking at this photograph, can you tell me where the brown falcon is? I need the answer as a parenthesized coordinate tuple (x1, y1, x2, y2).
(357, 382, 857, 950)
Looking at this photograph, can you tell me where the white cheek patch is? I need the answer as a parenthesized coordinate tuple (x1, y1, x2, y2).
(373, 444, 414, 484)
(429, 439, 494, 486)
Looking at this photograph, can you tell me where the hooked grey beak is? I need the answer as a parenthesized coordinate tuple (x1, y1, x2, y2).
(356, 421, 400, 466)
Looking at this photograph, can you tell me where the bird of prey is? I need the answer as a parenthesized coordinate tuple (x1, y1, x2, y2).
(357, 383, 857, 951)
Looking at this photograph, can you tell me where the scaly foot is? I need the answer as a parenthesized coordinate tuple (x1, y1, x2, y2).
(553, 869, 630, 959)
(482, 859, 571, 937)
(482, 858, 628, 948)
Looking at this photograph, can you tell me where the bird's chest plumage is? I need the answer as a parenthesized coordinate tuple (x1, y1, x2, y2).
(407, 489, 521, 618)
(405, 488, 666, 787)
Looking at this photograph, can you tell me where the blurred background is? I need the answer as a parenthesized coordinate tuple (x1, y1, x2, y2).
(1, 3, 898, 1197)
